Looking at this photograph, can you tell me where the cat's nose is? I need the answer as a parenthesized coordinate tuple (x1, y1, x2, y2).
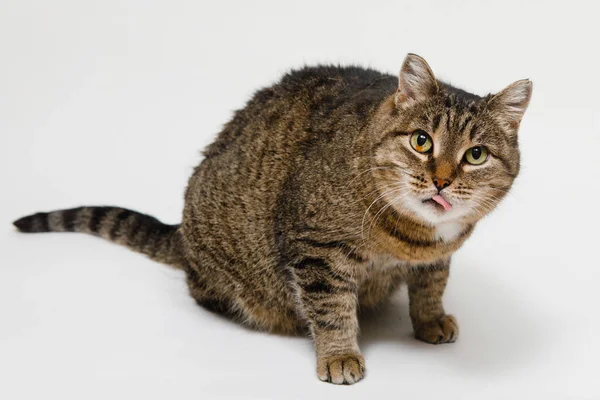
(433, 177, 452, 191)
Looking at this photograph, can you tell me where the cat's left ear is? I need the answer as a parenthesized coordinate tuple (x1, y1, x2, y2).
(487, 79, 533, 131)
(395, 54, 439, 107)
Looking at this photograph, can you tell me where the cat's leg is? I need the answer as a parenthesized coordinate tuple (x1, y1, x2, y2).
(186, 259, 241, 321)
(291, 257, 364, 385)
(186, 251, 304, 334)
(407, 259, 459, 344)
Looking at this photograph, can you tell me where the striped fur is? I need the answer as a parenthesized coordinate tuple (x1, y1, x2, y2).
(13, 207, 184, 268)
(14, 54, 531, 385)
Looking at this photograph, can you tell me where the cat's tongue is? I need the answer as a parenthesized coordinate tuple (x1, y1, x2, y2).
(432, 195, 452, 211)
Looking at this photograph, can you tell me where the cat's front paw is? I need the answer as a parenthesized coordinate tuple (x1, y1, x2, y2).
(317, 353, 365, 385)
(414, 314, 459, 344)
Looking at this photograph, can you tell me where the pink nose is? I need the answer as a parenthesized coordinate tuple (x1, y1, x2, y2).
(433, 177, 452, 191)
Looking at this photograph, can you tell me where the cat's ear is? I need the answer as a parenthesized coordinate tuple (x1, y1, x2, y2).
(487, 79, 533, 131)
(395, 54, 439, 107)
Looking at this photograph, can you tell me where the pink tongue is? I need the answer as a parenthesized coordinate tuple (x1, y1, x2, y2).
(432, 195, 452, 211)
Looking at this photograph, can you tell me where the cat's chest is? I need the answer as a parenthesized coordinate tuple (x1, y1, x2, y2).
(371, 213, 473, 263)
(434, 222, 464, 242)
(359, 255, 409, 282)
(370, 254, 408, 270)
(361, 223, 466, 274)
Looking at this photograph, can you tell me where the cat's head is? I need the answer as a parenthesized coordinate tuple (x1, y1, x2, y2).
(371, 54, 532, 226)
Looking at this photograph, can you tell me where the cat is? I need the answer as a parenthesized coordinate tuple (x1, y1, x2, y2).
(13, 54, 532, 384)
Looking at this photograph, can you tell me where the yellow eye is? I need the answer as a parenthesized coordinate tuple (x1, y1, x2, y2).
(464, 146, 489, 165)
(410, 130, 433, 153)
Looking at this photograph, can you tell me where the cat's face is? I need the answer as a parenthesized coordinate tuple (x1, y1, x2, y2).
(372, 54, 532, 226)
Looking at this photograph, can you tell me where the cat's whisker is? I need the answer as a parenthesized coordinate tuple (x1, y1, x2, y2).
(361, 186, 407, 241)
(364, 188, 410, 242)
(369, 191, 412, 242)
(350, 166, 401, 185)
(469, 196, 497, 217)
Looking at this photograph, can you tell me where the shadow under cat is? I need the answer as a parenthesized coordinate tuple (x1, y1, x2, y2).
(358, 259, 547, 374)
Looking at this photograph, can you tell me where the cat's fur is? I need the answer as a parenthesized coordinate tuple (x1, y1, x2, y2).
(13, 54, 531, 384)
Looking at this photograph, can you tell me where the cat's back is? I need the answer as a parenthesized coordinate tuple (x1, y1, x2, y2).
(202, 65, 396, 160)
(278, 64, 394, 96)
(188, 65, 396, 207)
(183, 65, 396, 247)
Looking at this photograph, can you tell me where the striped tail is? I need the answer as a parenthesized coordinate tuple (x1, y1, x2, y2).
(13, 206, 185, 269)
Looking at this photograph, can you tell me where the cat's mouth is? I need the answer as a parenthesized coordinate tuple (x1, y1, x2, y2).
(423, 195, 452, 211)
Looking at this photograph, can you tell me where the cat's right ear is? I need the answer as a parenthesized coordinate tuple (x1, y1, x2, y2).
(395, 54, 439, 107)
(486, 79, 533, 132)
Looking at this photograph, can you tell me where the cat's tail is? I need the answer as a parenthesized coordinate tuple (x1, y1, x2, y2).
(13, 206, 185, 269)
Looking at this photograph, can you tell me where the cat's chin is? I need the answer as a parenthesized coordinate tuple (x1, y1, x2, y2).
(400, 195, 471, 226)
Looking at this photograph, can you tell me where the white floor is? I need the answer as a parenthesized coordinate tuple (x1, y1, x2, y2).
(1, 1, 599, 399)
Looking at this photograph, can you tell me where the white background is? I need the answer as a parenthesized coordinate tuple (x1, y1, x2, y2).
(1, 1, 599, 399)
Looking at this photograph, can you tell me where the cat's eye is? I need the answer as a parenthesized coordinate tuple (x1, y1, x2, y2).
(464, 146, 489, 165)
(410, 130, 433, 154)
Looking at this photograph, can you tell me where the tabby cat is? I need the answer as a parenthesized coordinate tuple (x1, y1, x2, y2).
(14, 54, 532, 384)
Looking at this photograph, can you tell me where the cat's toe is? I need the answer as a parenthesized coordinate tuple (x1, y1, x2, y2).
(317, 353, 365, 384)
(414, 314, 459, 344)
